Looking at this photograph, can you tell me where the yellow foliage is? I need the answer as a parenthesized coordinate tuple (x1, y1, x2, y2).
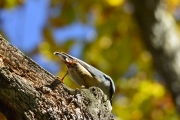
(139, 81, 165, 98)
(3, 0, 22, 8)
(105, 0, 124, 7)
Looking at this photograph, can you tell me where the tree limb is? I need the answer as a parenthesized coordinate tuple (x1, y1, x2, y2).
(0, 35, 113, 120)
(130, 0, 180, 113)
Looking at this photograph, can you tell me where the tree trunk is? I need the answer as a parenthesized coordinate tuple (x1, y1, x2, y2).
(130, 0, 180, 114)
(0, 35, 113, 120)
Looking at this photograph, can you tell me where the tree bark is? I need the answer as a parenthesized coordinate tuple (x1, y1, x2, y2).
(0, 35, 113, 120)
(130, 0, 180, 113)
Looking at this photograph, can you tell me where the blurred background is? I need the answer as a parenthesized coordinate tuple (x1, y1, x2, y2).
(0, 0, 180, 119)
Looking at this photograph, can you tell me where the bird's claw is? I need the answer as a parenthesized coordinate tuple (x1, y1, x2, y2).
(56, 72, 68, 82)
(56, 76, 64, 82)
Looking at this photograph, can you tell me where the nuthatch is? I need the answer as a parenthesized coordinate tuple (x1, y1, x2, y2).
(54, 52, 115, 104)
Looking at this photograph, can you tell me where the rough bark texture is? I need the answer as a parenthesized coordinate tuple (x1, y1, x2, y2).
(130, 0, 180, 113)
(0, 35, 113, 120)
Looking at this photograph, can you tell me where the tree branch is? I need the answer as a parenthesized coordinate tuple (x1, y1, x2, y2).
(0, 35, 113, 120)
(130, 0, 180, 113)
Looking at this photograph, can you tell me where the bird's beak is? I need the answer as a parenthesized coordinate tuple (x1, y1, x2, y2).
(54, 52, 77, 67)
(54, 52, 67, 62)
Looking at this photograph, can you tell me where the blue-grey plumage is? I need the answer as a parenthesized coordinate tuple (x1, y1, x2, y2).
(54, 52, 115, 104)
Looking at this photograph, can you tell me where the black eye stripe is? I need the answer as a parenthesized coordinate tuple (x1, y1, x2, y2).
(63, 53, 74, 59)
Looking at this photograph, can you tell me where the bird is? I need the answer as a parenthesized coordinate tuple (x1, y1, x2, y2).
(54, 52, 115, 104)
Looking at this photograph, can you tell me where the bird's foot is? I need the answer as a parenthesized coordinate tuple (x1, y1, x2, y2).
(56, 72, 68, 82)
(56, 76, 64, 82)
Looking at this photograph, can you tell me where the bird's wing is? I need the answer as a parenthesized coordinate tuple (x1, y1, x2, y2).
(77, 58, 107, 80)
(76, 58, 97, 77)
